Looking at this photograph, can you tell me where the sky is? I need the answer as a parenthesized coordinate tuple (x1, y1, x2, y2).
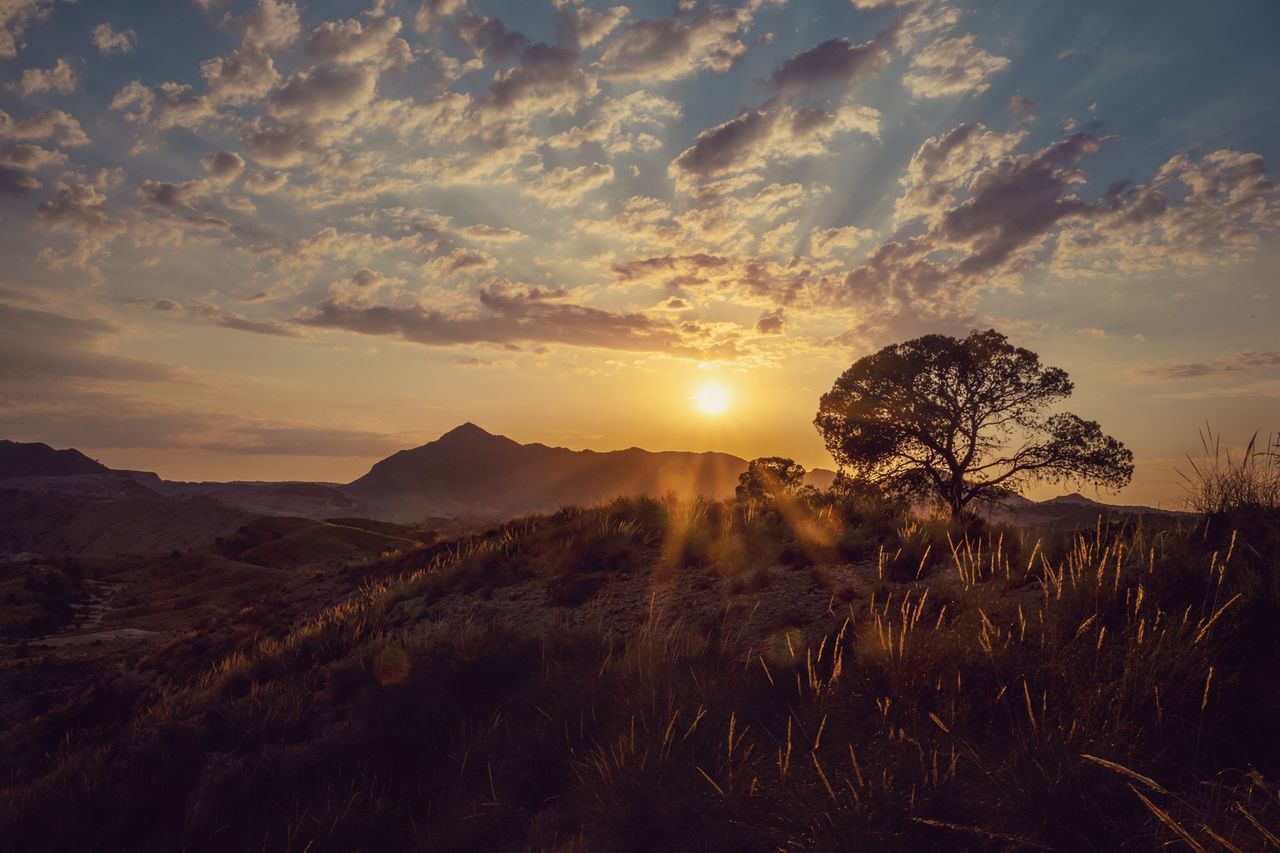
(0, 0, 1277, 505)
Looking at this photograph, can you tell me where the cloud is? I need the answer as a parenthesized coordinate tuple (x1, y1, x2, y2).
(904, 34, 1009, 98)
(298, 286, 742, 357)
(0, 108, 89, 146)
(0, 142, 64, 170)
(243, 170, 289, 194)
(146, 298, 299, 337)
(270, 63, 379, 123)
(599, 6, 753, 81)
(91, 22, 136, 55)
(894, 122, 1028, 226)
(459, 223, 524, 241)
(478, 42, 597, 122)
(36, 182, 126, 238)
(547, 90, 680, 154)
(0, 302, 181, 384)
(420, 247, 497, 277)
(201, 150, 246, 183)
(413, 0, 466, 32)
(526, 162, 614, 206)
(556, 3, 628, 50)
(809, 225, 874, 259)
(0, 164, 39, 196)
(306, 14, 411, 69)
(137, 179, 212, 209)
(767, 34, 892, 94)
(0, 0, 56, 59)
(1138, 349, 1280, 380)
(237, 0, 301, 51)
(15, 58, 78, 97)
(755, 308, 785, 334)
(457, 12, 528, 61)
(671, 102, 879, 186)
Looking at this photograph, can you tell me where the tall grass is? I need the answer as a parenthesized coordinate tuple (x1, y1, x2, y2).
(2, 488, 1277, 851)
(1180, 425, 1280, 515)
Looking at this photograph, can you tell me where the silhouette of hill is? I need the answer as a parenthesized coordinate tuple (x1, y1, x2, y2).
(0, 440, 109, 479)
(348, 423, 750, 522)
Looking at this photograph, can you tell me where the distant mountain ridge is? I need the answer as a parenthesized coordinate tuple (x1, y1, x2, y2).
(348, 423, 754, 522)
(1, 431, 1182, 528)
(0, 440, 109, 479)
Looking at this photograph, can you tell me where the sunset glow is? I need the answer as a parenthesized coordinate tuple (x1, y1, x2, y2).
(694, 384, 731, 416)
(0, 0, 1275, 504)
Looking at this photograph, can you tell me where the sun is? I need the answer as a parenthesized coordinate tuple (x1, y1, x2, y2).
(693, 383, 731, 415)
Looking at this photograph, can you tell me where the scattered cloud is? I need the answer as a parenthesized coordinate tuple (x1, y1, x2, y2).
(91, 22, 136, 55)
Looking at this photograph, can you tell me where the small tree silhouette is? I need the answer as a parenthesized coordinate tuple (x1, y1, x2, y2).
(814, 329, 1133, 517)
(736, 456, 807, 504)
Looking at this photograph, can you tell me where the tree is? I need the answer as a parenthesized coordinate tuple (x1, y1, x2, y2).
(814, 329, 1133, 517)
(736, 456, 808, 504)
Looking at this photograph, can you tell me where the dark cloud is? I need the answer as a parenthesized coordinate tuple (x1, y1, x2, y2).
(457, 12, 527, 61)
(670, 102, 878, 184)
(201, 150, 246, 182)
(0, 302, 182, 384)
(768, 33, 891, 94)
(1139, 350, 1280, 380)
(755, 308, 785, 335)
(0, 164, 39, 197)
(145, 299, 299, 338)
(298, 286, 741, 357)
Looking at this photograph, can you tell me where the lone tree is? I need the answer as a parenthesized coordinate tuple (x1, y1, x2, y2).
(814, 329, 1133, 517)
(736, 456, 808, 503)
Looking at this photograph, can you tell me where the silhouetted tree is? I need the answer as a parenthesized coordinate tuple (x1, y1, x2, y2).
(814, 329, 1133, 517)
(736, 457, 807, 504)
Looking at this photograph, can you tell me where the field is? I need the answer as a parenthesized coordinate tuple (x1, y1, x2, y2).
(1, 479, 1277, 852)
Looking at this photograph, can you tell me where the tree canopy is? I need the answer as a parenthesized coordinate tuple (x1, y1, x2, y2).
(736, 456, 808, 504)
(814, 329, 1133, 516)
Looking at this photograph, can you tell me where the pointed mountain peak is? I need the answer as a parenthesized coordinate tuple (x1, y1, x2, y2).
(441, 422, 492, 440)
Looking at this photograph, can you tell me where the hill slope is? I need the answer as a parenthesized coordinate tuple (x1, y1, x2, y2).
(0, 441, 109, 479)
(348, 423, 751, 522)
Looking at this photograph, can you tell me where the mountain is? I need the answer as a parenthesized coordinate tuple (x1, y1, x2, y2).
(349, 423, 750, 522)
(0, 440, 109, 479)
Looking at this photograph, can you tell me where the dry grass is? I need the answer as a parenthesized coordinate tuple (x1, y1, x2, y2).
(1, 487, 1277, 851)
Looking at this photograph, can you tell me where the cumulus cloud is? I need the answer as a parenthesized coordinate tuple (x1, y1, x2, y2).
(306, 14, 411, 69)
(0, 142, 65, 170)
(91, 22, 136, 55)
(0, 108, 89, 146)
(15, 58, 78, 96)
(809, 225, 875, 259)
(237, 0, 301, 51)
(0, 164, 40, 197)
(768, 33, 892, 94)
(137, 179, 212, 209)
(755, 308, 785, 334)
(0, 0, 56, 59)
(478, 42, 597, 122)
(556, 2, 628, 50)
(548, 90, 680, 154)
(413, 0, 466, 32)
(599, 6, 754, 81)
(201, 150, 246, 183)
(671, 102, 879, 187)
(904, 34, 1009, 98)
(526, 162, 614, 206)
(270, 63, 379, 123)
(243, 170, 289, 194)
(893, 122, 1028, 226)
(36, 182, 126, 238)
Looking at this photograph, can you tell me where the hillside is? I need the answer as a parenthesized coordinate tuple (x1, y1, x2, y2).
(348, 423, 752, 522)
(0, 441, 109, 479)
(0, 492, 1276, 851)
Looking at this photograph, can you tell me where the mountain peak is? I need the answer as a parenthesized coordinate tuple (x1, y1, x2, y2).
(0, 439, 111, 479)
(440, 422, 492, 440)
(1045, 492, 1100, 506)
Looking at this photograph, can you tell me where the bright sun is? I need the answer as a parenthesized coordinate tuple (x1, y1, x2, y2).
(694, 383, 731, 415)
